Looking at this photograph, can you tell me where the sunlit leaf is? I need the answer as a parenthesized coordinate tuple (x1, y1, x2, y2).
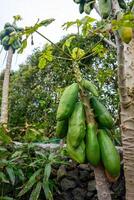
(71, 47, 85, 60)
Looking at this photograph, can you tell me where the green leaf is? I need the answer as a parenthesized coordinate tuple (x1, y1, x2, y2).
(6, 167, 15, 185)
(62, 36, 76, 50)
(42, 181, 53, 200)
(71, 47, 85, 60)
(18, 39, 27, 54)
(0, 126, 12, 144)
(29, 181, 42, 200)
(0, 172, 9, 183)
(18, 169, 42, 197)
(0, 197, 14, 200)
(15, 168, 25, 182)
(44, 164, 51, 181)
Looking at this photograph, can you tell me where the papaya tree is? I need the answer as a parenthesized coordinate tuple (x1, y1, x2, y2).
(72, 0, 134, 199)
(0, 16, 54, 127)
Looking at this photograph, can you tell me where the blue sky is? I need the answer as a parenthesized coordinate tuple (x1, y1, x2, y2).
(0, 0, 99, 71)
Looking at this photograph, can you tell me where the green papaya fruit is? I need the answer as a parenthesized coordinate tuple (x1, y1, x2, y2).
(2, 36, 10, 46)
(98, 129, 120, 177)
(0, 30, 6, 40)
(5, 26, 15, 35)
(81, 79, 98, 97)
(12, 39, 22, 50)
(73, 0, 82, 4)
(79, 1, 85, 14)
(98, 0, 112, 19)
(84, 2, 92, 14)
(4, 22, 12, 29)
(56, 83, 79, 121)
(118, 0, 127, 9)
(3, 45, 9, 51)
(56, 120, 68, 139)
(86, 123, 100, 166)
(90, 96, 114, 129)
(67, 138, 85, 163)
(67, 102, 85, 148)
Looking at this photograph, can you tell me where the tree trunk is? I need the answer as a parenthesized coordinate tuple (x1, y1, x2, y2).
(0, 47, 13, 125)
(112, 1, 134, 199)
(73, 62, 112, 200)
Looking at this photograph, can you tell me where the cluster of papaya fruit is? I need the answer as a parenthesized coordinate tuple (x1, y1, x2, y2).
(73, 0, 127, 17)
(73, 0, 95, 15)
(56, 80, 120, 180)
(0, 22, 23, 53)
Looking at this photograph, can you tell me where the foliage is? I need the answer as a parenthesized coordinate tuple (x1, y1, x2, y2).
(0, 143, 67, 199)
(0, 33, 118, 137)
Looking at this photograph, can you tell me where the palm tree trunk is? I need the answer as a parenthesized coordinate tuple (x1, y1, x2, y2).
(0, 47, 13, 125)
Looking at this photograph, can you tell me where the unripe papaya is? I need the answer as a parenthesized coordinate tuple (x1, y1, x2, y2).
(98, 0, 112, 19)
(86, 123, 100, 166)
(5, 27, 15, 35)
(118, 0, 127, 9)
(84, 2, 92, 15)
(119, 27, 132, 44)
(81, 79, 98, 97)
(2, 36, 10, 46)
(0, 30, 6, 40)
(73, 0, 82, 4)
(67, 102, 85, 148)
(56, 120, 68, 139)
(67, 138, 85, 164)
(12, 39, 22, 50)
(98, 129, 120, 178)
(56, 83, 79, 121)
(90, 96, 114, 129)
(4, 22, 12, 29)
(79, 1, 84, 14)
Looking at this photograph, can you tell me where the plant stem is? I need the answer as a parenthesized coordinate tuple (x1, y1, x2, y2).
(35, 30, 71, 58)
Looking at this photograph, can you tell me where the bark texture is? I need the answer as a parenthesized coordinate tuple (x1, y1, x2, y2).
(112, 0, 134, 199)
(0, 47, 13, 125)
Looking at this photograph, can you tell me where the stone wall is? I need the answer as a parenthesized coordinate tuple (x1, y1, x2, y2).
(53, 162, 125, 200)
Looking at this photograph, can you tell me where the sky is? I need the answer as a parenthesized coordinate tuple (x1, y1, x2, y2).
(0, 0, 99, 71)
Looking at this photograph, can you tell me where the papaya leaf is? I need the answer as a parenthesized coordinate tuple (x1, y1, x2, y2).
(62, 36, 76, 50)
(6, 167, 15, 185)
(29, 181, 42, 200)
(18, 39, 27, 54)
(71, 47, 85, 60)
(18, 169, 42, 197)
(38, 45, 53, 69)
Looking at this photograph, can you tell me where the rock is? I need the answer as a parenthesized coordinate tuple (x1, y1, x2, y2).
(86, 191, 94, 198)
(88, 180, 96, 192)
(78, 164, 91, 171)
(72, 188, 86, 200)
(68, 169, 79, 181)
(60, 191, 73, 200)
(89, 171, 95, 180)
(79, 170, 90, 182)
(57, 165, 67, 181)
(60, 178, 77, 191)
